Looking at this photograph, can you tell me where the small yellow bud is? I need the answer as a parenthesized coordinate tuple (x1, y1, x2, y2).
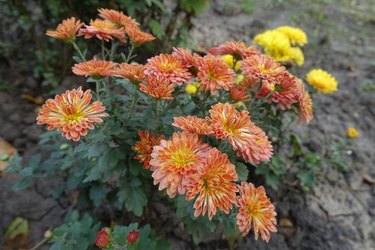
(346, 127, 359, 139)
(234, 60, 241, 71)
(185, 84, 198, 94)
(221, 54, 234, 68)
(236, 74, 245, 85)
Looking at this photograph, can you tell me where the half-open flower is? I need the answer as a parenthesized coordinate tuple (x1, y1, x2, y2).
(236, 182, 277, 242)
(79, 19, 126, 42)
(173, 116, 213, 135)
(72, 60, 116, 78)
(140, 76, 175, 100)
(145, 54, 191, 85)
(46, 17, 83, 41)
(186, 148, 238, 220)
(132, 130, 164, 169)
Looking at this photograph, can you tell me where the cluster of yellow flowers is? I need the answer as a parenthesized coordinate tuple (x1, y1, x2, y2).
(254, 26, 307, 66)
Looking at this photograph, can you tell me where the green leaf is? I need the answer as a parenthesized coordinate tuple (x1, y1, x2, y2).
(12, 177, 33, 191)
(290, 133, 304, 157)
(126, 188, 147, 216)
(118, 184, 148, 216)
(235, 162, 249, 181)
(179, 0, 209, 14)
(149, 19, 165, 39)
(265, 174, 280, 190)
(5, 217, 28, 239)
(297, 170, 315, 188)
(89, 185, 107, 207)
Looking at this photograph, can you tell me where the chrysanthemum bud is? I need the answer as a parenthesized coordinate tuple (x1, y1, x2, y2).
(126, 229, 139, 244)
(95, 228, 111, 248)
(44, 229, 53, 239)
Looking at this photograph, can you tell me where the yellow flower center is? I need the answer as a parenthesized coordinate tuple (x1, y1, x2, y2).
(207, 71, 218, 80)
(170, 148, 195, 168)
(259, 64, 268, 73)
(62, 103, 83, 123)
(92, 20, 116, 29)
(247, 203, 261, 218)
(159, 61, 178, 73)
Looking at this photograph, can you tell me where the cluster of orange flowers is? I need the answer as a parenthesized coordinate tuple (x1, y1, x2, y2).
(133, 129, 277, 241)
(46, 9, 155, 45)
(39, 9, 317, 243)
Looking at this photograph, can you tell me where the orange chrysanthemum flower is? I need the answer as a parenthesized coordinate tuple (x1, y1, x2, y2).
(144, 54, 191, 85)
(209, 103, 272, 164)
(36, 87, 108, 141)
(98, 8, 139, 28)
(186, 148, 238, 220)
(113, 63, 146, 82)
(173, 116, 213, 135)
(46, 17, 83, 41)
(72, 60, 116, 78)
(132, 130, 164, 169)
(195, 54, 236, 94)
(172, 47, 199, 68)
(297, 86, 313, 125)
(241, 46, 262, 59)
(125, 26, 155, 45)
(79, 19, 126, 42)
(208, 41, 247, 57)
(229, 86, 251, 102)
(140, 76, 175, 100)
(236, 182, 277, 242)
(240, 75, 260, 89)
(270, 73, 300, 110)
(149, 131, 211, 198)
(241, 54, 285, 83)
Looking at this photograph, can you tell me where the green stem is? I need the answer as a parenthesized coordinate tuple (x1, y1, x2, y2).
(101, 40, 105, 59)
(126, 44, 135, 63)
(96, 80, 101, 100)
(71, 41, 85, 61)
(125, 85, 138, 123)
(110, 40, 118, 61)
(30, 238, 48, 250)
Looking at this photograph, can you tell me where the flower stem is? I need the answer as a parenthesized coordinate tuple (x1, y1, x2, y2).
(126, 44, 135, 63)
(71, 41, 85, 61)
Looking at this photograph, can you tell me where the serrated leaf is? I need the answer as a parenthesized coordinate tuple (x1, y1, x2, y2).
(126, 188, 147, 216)
(235, 162, 249, 181)
(149, 19, 165, 39)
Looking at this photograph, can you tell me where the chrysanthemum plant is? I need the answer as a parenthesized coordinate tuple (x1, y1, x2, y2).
(7, 9, 318, 249)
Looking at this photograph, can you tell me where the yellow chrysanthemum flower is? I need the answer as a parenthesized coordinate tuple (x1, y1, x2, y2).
(346, 127, 359, 139)
(289, 47, 304, 66)
(254, 30, 304, 66)
(276, 26, 308, 46)
(254, 30, 291, 56)
(306, 69, 338, 94)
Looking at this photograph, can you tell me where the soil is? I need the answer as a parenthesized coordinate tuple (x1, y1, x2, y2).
(1, 0, 375, 249)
